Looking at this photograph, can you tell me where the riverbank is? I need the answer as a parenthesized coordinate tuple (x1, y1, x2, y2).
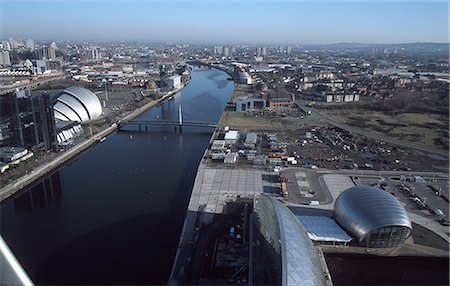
(0, 84, 186, 203)
(169, 80, 234, 284)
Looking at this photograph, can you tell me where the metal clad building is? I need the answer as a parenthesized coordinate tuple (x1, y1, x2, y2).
(333, 186, 412, 248)
(53, 86, 102, 122)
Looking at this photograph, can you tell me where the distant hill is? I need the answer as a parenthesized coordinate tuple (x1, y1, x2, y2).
(304, 42, 449, 54)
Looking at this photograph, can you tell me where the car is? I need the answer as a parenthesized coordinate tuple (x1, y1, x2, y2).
(434, 208, 444, 216)
(436, 218, 450, 226)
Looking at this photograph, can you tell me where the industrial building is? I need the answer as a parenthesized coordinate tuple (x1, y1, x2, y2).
(244, 132, 257, 148)
(234, 96, 266, 112)
(224, 130, 239, 144)
(333, 186, 412, 248)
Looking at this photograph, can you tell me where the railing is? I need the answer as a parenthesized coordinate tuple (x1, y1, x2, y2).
(121, 120, 218, 129)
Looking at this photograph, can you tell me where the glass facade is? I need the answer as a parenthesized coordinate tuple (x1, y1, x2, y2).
(254, 195, 328, 286)
(0, 89, 58, 150)
(363, 226, 411, 248)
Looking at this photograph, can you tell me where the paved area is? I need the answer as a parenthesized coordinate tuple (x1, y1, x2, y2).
(193, 168, 277, 214)
(171, 166, 277, 284)
(408, 212, 449, 242)
(320, 174, 355, 209)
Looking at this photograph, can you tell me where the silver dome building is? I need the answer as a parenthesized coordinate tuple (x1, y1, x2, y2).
(53, 86, 102, 122)
(334, 186, 412, 248)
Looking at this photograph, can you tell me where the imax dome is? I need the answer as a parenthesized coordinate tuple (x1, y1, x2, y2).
(334, 186, 412, 248)
(53, 86, 102, 122)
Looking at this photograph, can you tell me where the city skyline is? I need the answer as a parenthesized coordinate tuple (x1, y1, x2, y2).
(0, 0, 448, 45)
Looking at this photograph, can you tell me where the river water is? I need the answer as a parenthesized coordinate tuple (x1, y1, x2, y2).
(0, 68, 234, 284)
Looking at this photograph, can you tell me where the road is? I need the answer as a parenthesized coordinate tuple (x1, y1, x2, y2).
(0, 74, 65, 94)
(296, 101, 448, 157)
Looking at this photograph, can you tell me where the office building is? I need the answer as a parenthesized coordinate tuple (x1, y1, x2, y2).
(214, 46, 223, 55)
(223, 47, 231, 57)
(0, 88, 58, 150)
(256, 47, 262, 56)
(287, 45, 292, 55)
(0, 50, 11, 66)
(1, 40, 11, 51)
(26, 39, 35, 51)
(48, 43, 57, 60)
(86, 48, 102, 60)
(165, 75, 182, 88)
(38, 46, 49, 60)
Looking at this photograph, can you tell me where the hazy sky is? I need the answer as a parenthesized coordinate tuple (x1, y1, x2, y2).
(0, 0, 448, 44)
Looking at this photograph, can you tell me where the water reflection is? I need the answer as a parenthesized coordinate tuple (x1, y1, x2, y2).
(0, 68, 234, 284)
(13, 171, 63, 213)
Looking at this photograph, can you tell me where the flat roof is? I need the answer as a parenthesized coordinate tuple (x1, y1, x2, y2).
(245, 132, 257, 144)
(297, 215, 352, 243)
(224, 130, 239, 140)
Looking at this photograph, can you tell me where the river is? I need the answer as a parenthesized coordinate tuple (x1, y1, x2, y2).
(0, 67, 234, 284)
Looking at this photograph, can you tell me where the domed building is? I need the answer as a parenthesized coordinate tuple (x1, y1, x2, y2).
(333, 186, 412, 248)
(53, 86, 102, 122)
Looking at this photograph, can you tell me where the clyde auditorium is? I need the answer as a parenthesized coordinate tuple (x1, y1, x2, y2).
(53, 86, 102, 122)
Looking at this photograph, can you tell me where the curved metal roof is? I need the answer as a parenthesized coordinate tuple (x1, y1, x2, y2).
(53, 102, 83, 122)
(55, 94, 90, 121)
(0, 235, 33, 286)
(53, 86, 102, 122)
(333, 186, 412, 243)
(260, 196, 328, 286)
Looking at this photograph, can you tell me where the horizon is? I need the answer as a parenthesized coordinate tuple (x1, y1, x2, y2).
(2, 39, 450, 46)
(0, 0, 449, 45)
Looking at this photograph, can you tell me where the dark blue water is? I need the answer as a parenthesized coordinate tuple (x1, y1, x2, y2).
(0, 68, 234, 285)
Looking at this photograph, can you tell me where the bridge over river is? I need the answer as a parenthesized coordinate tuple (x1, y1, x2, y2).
(119, 106, 218, 130)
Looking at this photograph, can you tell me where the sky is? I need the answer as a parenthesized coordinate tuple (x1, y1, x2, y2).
(0, 0, 448, 45)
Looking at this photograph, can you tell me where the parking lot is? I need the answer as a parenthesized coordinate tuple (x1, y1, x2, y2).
(354, 176, 449, 223)
(281, 168, 333, 205)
